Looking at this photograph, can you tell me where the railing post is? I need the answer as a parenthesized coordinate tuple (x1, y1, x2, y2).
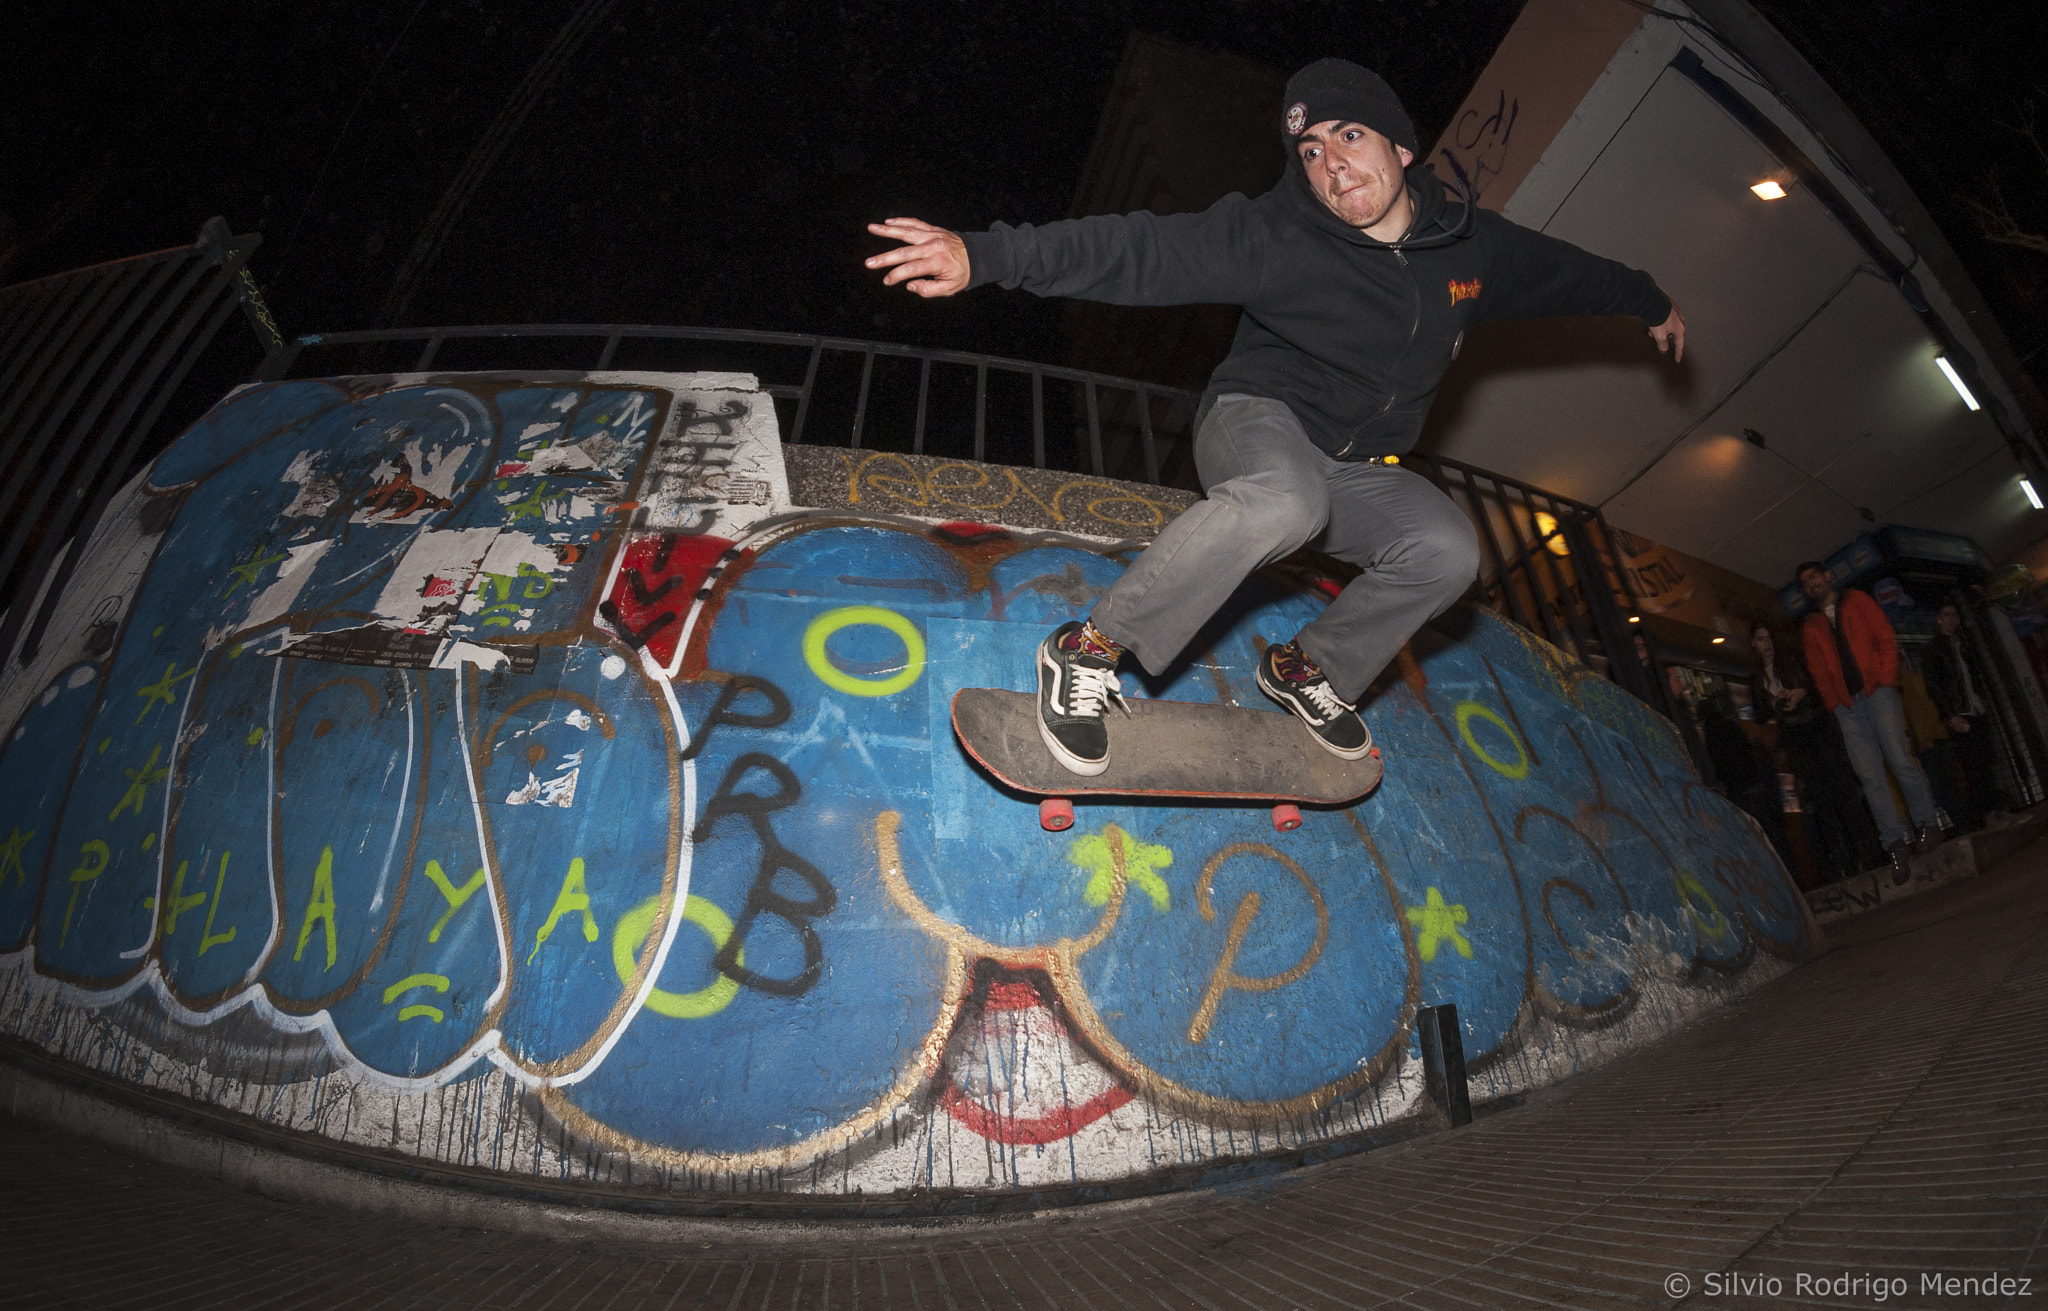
(1491, 481, 1559, 649)
(1135, 386, 1159, 485)
(913, 354, 931, 455)
(198, 216, 291, 382)
(1084, 380, 1103, 477)
(1031, 370, 1045, 469)
(790, 340, 824, 445)
(1595, 513, 1679, 720)
(974, 362, 988, 463)
(414, 332, 445, 372)
(850, 349, 876, 450)
(1457, 469, 1534, 633)
(1528, 494, 1600, 668)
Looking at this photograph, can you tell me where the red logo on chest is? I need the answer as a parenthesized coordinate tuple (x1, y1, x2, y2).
(1448, 278, 1483, 306)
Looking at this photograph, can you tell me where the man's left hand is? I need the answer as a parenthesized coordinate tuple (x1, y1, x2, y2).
(1650, 299, 1686, 363)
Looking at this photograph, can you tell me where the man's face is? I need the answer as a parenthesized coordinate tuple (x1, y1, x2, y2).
(1799, 568, 1833, 606)
(1296, 120, 1414, 232)
(1938, 605, 1960, 636)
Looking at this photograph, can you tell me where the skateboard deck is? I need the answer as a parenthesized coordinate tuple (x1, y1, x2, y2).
(950, 688, 1382, 807)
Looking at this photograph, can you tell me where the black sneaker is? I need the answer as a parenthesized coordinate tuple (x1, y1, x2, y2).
(1257, 640, 1372, 759)
(1036, 621, 1125, 776)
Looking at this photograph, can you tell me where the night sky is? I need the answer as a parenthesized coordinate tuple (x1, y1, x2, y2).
(3, 1, 2044, 402)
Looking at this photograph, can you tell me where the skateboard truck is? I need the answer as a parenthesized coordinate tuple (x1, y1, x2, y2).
(1038, 797, 1302, 833)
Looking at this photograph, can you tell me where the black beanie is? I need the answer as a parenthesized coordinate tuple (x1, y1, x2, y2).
(1281, 58, 1417, 156)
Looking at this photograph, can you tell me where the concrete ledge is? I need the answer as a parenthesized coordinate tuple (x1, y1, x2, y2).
(1804, 809, 2045, 925)
(0, 1037, 1500, 1237)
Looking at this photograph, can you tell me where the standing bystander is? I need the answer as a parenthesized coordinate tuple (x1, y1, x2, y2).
(1796, 562, 1941, 884)
(1924, 600, 2005, 834)
(1751, 620, 1870, 881)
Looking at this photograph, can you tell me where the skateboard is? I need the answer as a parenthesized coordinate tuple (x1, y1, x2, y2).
(950, 688, 1383, 832)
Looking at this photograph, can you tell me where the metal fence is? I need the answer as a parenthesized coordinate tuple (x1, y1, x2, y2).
(276, 324, 1204, 489)
(1410, 452, 1671, 717)
(0, 218, 287, 666)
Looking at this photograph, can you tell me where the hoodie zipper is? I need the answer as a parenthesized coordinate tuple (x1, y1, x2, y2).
(1374, 245, 1423, 421)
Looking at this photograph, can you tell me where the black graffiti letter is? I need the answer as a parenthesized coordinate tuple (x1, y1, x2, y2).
(679, 676, 792, 762)
(691, 753, 836, 997)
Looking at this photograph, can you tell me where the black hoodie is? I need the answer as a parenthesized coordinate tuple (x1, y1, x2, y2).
(960, 164, 1671, 461)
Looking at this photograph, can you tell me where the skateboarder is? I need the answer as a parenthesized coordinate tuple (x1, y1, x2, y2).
(867, 58, 1685, 776)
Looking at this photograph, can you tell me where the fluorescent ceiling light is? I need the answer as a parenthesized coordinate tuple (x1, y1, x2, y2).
(1750, 179, 1788, 200)
(1936, 354, 1982, 411)
(2024, 478, 2043, 511)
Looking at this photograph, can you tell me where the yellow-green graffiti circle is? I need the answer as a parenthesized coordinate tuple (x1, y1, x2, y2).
(803, 605, 926, 697)
(1674, 869, 1730, 943)
(1455, 701, 1530, 779)
(612, 895, 743, 1019)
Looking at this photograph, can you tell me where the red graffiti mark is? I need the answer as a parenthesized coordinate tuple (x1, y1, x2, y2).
(935, 973, 1136, 1145)
(985, 980, 1041, 1010)
(940, 1081, 1134, 1146)
(599, 531, 742, 666)
(421, 575, 458, 598)
(933, 521, 1013, 543)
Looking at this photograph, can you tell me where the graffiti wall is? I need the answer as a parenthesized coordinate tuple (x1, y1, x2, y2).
(0, 370, 1819, 1203)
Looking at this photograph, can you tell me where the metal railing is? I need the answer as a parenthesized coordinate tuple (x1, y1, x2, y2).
(1411, 452, 1672, 718)
(275, 324, 1203, 488)
(0, 218, 287, 666)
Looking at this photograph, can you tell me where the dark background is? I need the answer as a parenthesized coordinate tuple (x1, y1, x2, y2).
(2, 0, 2044, 398)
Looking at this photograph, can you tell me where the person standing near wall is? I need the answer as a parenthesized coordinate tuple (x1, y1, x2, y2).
(1751, 619, 1871, 881)
(1924, 599, 2005, 834)
(1796, 562, 1941, 883)
(1700, 690, 1789, 863)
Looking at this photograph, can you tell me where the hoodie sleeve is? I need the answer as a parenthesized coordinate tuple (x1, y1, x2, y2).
(959, 192, 1268, 307)
(1471, 211, 1671, 325)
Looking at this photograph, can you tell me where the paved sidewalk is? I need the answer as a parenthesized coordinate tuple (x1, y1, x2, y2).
(5, 841, 2046, 1311)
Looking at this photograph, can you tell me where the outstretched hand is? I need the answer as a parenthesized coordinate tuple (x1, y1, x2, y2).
(865, 218, 970, 298)
(1650, 298, 1686, 363)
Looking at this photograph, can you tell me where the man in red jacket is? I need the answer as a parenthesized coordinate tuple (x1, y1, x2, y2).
(1797, 561, 1939, 882)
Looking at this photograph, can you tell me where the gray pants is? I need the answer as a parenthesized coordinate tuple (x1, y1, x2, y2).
(1092, 394, 1481, 702)
(1834, 686, 1940, 850)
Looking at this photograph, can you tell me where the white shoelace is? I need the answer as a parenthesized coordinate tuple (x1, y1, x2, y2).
(1301, 680, 1352, 721)
(1065, 663, 1128, 720)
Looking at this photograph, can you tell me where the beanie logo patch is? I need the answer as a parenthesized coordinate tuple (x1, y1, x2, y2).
(1285, 102, 1307, 136)
(1449, 278, 1483, 306)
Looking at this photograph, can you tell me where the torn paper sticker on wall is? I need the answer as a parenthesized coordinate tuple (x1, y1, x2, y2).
(635, 387, 789, 532)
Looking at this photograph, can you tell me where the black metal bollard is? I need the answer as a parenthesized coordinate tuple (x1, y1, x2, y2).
(1417, 1002, 1473, 1127)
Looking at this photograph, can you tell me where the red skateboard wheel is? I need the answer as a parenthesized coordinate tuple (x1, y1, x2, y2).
(1271, 803, 1303, 832)
(1039, 798, 1075, 831)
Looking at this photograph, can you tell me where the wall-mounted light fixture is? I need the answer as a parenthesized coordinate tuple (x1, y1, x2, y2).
(1531, 511, 1571, 557)
(1935, 353, 1982, 411)
(1711, 636, 1727, 645)
(1750, 178, 1789, 200)
(1627, 615, 1641, 624)
(1742, 428, 1767, 448)
(2023, 477, 2043, 511)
